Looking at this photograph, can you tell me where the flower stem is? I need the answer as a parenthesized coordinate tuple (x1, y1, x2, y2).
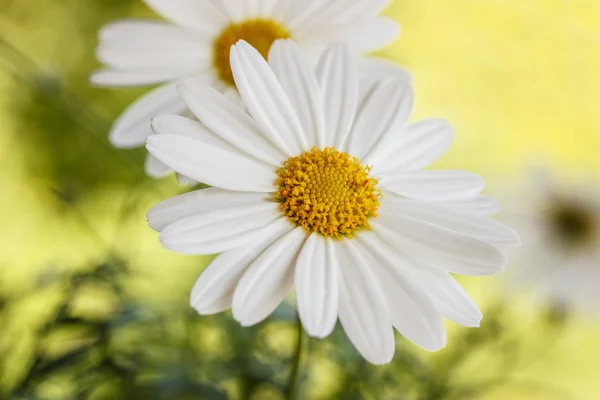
(286, 314, 309, 400)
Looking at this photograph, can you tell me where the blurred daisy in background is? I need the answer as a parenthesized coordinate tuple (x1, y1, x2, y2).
(145, 39, 520, 364)
(502, 169, 600, 317)
(91, 0, 407, 179)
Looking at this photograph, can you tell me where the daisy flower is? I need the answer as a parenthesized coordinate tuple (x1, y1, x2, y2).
(91, 0, 407, 179)
(145, 40, 520, 364)
(503, 170, 600, 316)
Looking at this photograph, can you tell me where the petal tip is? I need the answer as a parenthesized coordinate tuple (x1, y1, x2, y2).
(89, 71, 107, 87)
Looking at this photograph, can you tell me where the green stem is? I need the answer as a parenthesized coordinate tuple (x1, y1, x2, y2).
(286, 315, 309, 400)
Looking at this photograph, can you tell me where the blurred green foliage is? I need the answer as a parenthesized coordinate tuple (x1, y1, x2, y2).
(0, 255, 568, 399)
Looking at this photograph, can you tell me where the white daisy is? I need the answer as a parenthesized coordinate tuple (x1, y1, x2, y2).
(145, 40, 520, 364)
(502, 170, 600, 316)
(91, 0, 408, 179)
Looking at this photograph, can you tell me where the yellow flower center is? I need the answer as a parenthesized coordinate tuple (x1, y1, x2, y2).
(213, 19, 290, 87)
(547, 199, 598, 248)
(275, 148, 382, 238)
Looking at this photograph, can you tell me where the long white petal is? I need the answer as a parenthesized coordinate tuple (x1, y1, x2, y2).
(90, 68, 191, 88)
(315, 44, 359, 148)
(329, 0, 391, 23)
(108, 83, 187, 149)
(97, 23, 208, 70)
(145, 154, 172, 179)
(337, 17, 400, 53)
(349, 78, 413, 164)
(99, 20, 205, 45)
(378, 170, 485, 201)
(232, 227, 306, 326)
(358, 57, 412, 88)
(371, 217, 507, 276)
(230, 40, 308, 156)
(420, 267, 483, 327)
(289, 0, 388, 38)
(379, 199, 521, 248)
(190, 218, 293, 314)
(435, 196, 500, 216)
(151, 114, 239, 153)
(178, 79, 286, 166)
(147, 188, 270, 232)
(175, 173, 199, 186)
(267, 0, 298, 23)
(217, 0, 245, 21)
(160, 204, 285, 255)
(372, 119, 454, 175)
(337, 239, 395, 365)
(146, 133, 276, 192)
(269, 40, 325, 148)
(355, 232, 447, 351)
(97, 47, 207, 72)
(295, 234, 339, 339)
(241, 0, 279, 18)
(142, 0, 227, 33)
(286, 1, 346, 35)
(152, 114, 249, 185)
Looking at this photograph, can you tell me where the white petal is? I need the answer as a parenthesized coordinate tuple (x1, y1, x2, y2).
(295, 234, 339, 339)
(355, 233, 447, 351)
(232, 227, 306, 326)
(286, 1, 347, 36)
(220, 86, 243, 104)
(315, 43, 359, 148)
(151, 113, 253, 184)
(339, 18, 400, 53)
(230, 40, 308, 156)
(420, 267, 483, 327)
(217, 0, 245, 21)
(160, 203, 284, 255)
(99, 19, 203, 44)
(178, 79, 286, 166)
(97, 46, 207, 72)
(146, 133, 276, 192)
(266, 0, 298, 23)
(239, 0, 262, 17)
(151, 114, 238, 152)
(337, 239, 395, 365)
(190, 218, 293, 314)
(372, 119, 454, 175)
(378, 170, 485, 201)
(350, 78, 413, 164)
(147, 188, 270, 232)
(371, 216, 507, 276)
(380, 199, 521, 248)
(108, 84, 187, 149)
(269, 40, 325, 148)
(289, 0, 388, 38)
(145, 154, 172, 178)
(330, 0, 391, 22)
(358, 57, 412, 88)
(97, 24, 208, 70)
(241, 0, 281, 18)
(90, 68, 190, 88)
(436, 196, 500, 216)
(142, 0, 227, 33)
(175, 173, 198, 186)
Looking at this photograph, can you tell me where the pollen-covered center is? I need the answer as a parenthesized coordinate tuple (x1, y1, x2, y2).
(213, 19, 290, 87)
(275, 148, 382, 238)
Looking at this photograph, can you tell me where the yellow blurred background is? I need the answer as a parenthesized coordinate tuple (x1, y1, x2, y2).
(1, 0, 599, 399)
